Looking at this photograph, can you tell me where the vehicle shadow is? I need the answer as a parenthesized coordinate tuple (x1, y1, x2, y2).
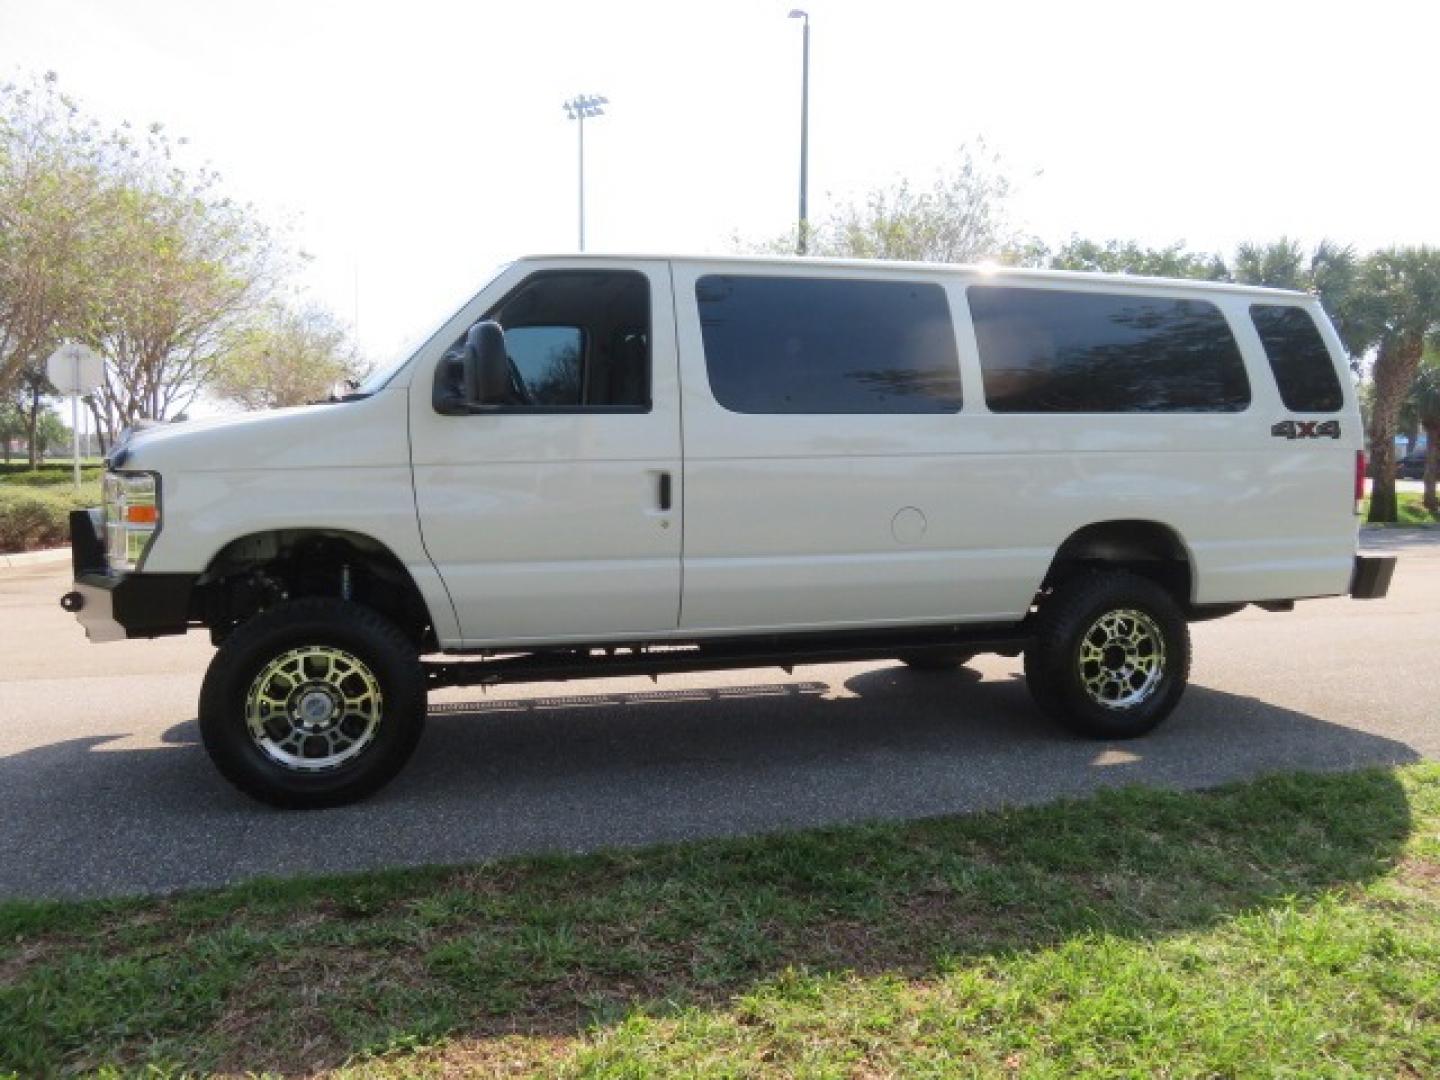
(0, 663, 1423, 904)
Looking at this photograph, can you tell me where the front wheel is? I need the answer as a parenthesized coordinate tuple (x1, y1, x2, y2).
(1024, 571, 1190, 739)
(199, 598, 426, 808)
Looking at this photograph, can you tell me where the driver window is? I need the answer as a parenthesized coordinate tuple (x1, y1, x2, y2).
(506, 326, 583, 406)
(444, 269, 651, 409)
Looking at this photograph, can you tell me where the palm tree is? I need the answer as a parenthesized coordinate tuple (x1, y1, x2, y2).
(1409, 352, 1440, 515)
(1349, 248, 1440, 523)
(1233, 238, 1367, 361)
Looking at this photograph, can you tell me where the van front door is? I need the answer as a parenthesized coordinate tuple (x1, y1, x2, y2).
(408, 261, 681, 646)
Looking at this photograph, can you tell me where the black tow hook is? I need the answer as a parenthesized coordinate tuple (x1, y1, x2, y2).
(60, 591, 84, 613)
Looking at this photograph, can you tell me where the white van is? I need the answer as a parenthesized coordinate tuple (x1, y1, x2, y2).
(63, 255, 1395, 807)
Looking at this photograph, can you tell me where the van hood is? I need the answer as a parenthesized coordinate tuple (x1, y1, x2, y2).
(112, 388, 411, 474)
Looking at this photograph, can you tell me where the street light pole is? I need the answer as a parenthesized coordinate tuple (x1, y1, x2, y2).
(788, 10, 810, 255)
(563, 93, 608, 251)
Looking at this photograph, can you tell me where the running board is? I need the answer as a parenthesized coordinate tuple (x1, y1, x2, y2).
(423, 625, 1033, 691)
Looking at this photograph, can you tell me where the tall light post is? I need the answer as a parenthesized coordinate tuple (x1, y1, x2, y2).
(563, 93, 608, 251)
(788, 9, 810, 255)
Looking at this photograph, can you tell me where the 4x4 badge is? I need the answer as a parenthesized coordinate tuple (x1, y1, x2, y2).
(1272, 420, 1340, 440)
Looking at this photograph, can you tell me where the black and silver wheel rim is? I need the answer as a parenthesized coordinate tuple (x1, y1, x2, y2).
(244, 645, 384, 772)
(1077, 608, 1166, 710)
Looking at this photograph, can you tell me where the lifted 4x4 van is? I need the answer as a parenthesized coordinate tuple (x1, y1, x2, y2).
(63, 255, 1395, 807)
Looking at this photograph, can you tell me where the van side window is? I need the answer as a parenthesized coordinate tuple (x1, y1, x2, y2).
(1249, 305, 1343, 413)
(695, 275, 962, 414)
(443, 270, 650, 409)
(968, 286, 1250, 414)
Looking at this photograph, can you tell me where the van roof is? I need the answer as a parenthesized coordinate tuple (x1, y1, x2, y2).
(514, 252, 1314, 301)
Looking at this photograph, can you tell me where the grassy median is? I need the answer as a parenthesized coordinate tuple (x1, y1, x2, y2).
(1362, 491, 1438, 526)
(2, 764, 1437, 1077)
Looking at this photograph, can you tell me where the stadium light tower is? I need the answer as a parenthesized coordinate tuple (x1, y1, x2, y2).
(563, 93, 608, 251)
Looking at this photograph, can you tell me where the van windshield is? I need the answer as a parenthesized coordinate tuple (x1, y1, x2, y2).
(349, 266, 510, 397)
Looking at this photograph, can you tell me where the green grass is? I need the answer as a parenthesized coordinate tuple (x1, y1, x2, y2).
(3, 764, 1438, 1077)
(1362, 491, 1437, 526)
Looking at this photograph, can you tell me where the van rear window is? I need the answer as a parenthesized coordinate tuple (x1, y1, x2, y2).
(695, 275, 962, 414)
(1249, 305, 1343, 413)
(968, 286, 1250, 414)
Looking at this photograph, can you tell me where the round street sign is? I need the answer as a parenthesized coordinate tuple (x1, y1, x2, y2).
(45, 342, 105, 395)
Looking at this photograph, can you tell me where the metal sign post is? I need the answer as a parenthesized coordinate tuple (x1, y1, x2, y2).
(45, 343, 104, 491)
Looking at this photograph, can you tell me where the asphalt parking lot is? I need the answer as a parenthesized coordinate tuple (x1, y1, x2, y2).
(2, 531, 1437, 901)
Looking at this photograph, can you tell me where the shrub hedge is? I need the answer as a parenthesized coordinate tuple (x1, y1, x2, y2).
(0, 482, 100, 553)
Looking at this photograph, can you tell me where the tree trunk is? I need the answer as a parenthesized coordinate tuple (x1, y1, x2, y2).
(22, 382, 42, 470)
(1424, 421, 1440, 516)
(1367, 336, 1426, 523)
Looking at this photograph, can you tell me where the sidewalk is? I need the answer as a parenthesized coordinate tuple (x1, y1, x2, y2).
(0, 546, 70, 569)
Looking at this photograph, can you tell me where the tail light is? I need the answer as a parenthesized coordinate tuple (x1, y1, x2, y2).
(1355, 450, 1366, 515)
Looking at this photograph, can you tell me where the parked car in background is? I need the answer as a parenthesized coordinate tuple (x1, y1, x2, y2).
(1397, 451, 1428, 480)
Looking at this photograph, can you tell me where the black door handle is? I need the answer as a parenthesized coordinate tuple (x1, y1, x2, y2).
(657, 471, 672, 512)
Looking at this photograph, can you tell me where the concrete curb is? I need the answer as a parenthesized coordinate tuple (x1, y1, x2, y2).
(0, 546, 71, 570)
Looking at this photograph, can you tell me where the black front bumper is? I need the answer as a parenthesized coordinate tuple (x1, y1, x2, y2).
(66, 509, 195, 640)
(1350, 554, 1397, 600)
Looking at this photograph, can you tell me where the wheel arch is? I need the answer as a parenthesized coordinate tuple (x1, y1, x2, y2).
(1042, 519, 1196, 606)
(195, 528, 439, 648)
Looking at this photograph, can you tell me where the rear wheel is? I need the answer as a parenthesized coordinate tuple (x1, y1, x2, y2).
(199, 598, 426, 808)
(1024, 571, 1190, 739)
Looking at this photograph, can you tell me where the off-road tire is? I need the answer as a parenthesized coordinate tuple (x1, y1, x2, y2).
(199, 598, 426, 808)
(1024, 571, 1190, 739)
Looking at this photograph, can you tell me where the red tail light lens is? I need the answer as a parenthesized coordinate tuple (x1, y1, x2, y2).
(1355, 450, 1366, 514)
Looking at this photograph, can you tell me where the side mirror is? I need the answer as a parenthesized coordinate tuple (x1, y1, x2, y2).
(466, 321, 510, 405)
(432, 319, 509, 414)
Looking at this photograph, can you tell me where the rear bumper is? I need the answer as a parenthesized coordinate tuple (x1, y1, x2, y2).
(1350, 554, 1396, 600)
(65, 509, 195, 641)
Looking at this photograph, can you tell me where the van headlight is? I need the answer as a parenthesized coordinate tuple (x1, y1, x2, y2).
(103, 472, 160, 572)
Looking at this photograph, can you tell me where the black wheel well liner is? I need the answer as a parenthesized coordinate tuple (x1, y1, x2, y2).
(195, 529, 435, 647)
(1042, 520, 1194, 605)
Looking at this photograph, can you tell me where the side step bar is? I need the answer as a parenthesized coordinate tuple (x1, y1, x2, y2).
(423, 625, 1033, 691)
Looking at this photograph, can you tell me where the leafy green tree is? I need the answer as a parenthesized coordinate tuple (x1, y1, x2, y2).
(86, 169, 280, 437)
(13, 364, 54, 468)
(0, 72, 283, 446)
(211, 301, 364, 410)
(1049, 238, 1228, 280)
(1348, 247, 1440, 523)
(33, 408, 69, 460)
(0, 73, 116, 401)
(740, 143, 1035, 264)
(0, 392, 23, 463)
(826, 144, 1029, 263)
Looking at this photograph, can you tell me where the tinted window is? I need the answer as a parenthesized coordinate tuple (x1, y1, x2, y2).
(506, 326, 583, 406)
(1250, 304, 1343, 412)
(441, 270, 649, 409)
(696, 275, 962, 414)
(969, 286, 1250, 413)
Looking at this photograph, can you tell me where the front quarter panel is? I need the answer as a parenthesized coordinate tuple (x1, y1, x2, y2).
(129, 389, 461, 644)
